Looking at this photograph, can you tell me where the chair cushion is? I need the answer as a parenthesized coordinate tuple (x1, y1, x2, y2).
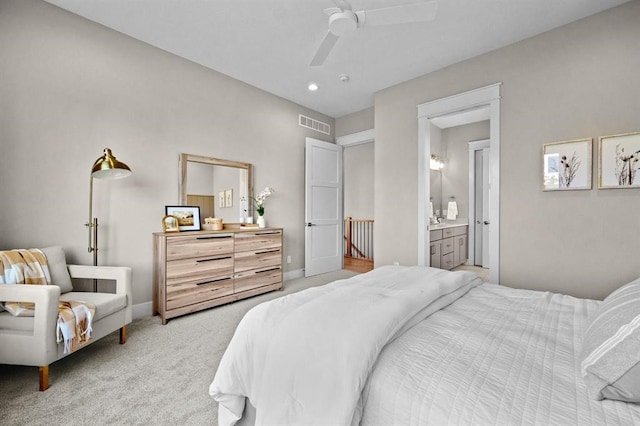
(0, 291, 127, 334)
(60, 291, 127, 321)
(40, 246, 73, 294)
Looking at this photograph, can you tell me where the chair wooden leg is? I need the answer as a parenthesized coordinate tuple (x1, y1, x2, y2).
(39, 366, 49, 391)
(119, 326, 127, 344)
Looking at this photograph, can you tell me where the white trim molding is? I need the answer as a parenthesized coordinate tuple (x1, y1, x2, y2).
(336, 128, 375, 147)
(417, 83, 501, 284)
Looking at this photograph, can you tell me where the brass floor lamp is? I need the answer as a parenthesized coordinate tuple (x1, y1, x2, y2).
(87, 148, 132, 281)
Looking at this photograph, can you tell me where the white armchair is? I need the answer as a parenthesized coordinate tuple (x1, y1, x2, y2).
(0, 260, 132, 391)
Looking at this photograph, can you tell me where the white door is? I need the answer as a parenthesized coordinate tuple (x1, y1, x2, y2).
(472, 142, 490, 268)
(481, 147, 491, 268)
(305, 138, 343, 277)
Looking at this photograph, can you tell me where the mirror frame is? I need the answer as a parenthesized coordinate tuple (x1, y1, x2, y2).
(179, 153, 253, 207)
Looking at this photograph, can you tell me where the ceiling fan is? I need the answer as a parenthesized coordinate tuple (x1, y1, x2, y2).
(310, 0, 439, 66)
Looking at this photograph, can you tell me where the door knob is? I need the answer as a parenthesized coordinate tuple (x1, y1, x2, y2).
(306, 222, 316, 227)
(483, 221, 490, 225)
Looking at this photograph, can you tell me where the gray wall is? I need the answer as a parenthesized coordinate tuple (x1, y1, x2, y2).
(375, 1, 640, 299)
(440, 121, 490, 219)
(343, 143, 374, 220)
(335, 107, 374, 138)
(0, 0, 334, 307)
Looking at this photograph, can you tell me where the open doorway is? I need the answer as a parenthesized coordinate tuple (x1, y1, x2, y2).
(417, 83, 501, 284)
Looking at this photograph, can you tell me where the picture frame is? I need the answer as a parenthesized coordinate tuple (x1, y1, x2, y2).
(542, 138, 592, 191)
(225, 189, 233, 208)
(161, 215, 180, 233)
(598, 131, 640, 189)
(218, 191, 225, 208)
(165, 205, 201, 231)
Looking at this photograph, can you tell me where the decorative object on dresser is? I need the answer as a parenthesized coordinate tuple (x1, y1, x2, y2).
(162, 215, 180, 232)
(598, 131, 640, 189)
(542, 138, 592, 191)
(430, 224, 467, 270)
(86, 148, 132, 270)
(250, 186, 275, 229)
(165, 205, 201, 231)
(202, 217, 223, 231)
(153, 228, 283, 324)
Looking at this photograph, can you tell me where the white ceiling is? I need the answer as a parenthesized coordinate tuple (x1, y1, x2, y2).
(44, 0, 629, 118)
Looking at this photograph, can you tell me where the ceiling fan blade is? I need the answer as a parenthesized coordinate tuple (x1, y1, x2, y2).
(310, 31, 340, 66)
(357, 1, 438, 27)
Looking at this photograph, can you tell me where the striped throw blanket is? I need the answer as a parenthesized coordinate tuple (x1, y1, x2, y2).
(0, 249, 96, 354)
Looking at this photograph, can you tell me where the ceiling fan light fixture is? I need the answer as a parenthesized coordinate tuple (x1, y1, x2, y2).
(328, 10, 358, 36)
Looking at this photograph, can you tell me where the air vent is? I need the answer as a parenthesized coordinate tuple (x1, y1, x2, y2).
(299, 114, 331, 135)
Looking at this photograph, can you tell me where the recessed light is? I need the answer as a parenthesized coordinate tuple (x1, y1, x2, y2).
(308, 82, 319, 91)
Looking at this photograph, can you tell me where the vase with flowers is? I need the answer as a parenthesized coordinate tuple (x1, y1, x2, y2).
(252, 186, 274, 228)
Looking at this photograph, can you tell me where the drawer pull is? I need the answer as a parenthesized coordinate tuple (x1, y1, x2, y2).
(255, 267, 281, 274)
(196, 277, 231, 285)
(255, 249, 280, 255)
(196, 256, 232, 262)
(255, 231, 280, 235)
(197, 235, 232, 240)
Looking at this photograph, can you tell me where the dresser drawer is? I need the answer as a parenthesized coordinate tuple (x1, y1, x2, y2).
(166, 276, 234, 310)
(234, 230, 282, 253)
(441, 237, 454, 255)
(167, 254, 233, 286)
(234, 248, 282, 273)
(234, 266, 282, 293)
(166, 234, 233, 261)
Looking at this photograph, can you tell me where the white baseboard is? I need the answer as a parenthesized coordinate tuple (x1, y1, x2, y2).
(133, 301, 153, 320)
(284, 269, 304, 281)
(133, 269, 305, 320)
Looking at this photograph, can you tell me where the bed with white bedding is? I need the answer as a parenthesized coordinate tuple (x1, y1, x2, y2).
(210, 265, 640, 425)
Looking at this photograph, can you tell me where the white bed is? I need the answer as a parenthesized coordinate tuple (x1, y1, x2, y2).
(210, 265, 640, 425)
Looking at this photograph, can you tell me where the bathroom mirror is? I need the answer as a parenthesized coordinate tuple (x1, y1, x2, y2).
(179, 153, 253, 225)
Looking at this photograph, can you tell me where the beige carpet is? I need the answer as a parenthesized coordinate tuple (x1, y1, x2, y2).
(0, 269, 358, 426)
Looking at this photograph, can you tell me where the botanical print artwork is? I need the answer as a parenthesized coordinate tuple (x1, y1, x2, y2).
(599, 132, 640, 189)
(543, 138, 592, 191)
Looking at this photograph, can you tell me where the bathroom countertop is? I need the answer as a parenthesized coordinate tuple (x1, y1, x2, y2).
(430, 219, 468, 230)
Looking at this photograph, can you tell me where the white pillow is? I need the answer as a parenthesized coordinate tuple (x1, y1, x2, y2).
(40, 246, 73, 293)
(580, 277, 640, 403)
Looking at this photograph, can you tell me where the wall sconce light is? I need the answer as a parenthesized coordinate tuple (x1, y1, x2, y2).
(430, 154, 444, 170)
(87, 148, 132, 269)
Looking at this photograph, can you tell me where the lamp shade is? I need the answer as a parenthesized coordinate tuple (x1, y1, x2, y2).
(91, 148, 132, 179)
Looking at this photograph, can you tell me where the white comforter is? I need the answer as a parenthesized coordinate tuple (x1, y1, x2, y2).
(209, 265, 482, 425)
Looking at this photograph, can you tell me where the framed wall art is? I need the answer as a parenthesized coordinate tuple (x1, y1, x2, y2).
(165, 205, 201, 231)
(542, 138, 592, 191)
(598, 131, 640, 189)
(225, 189, 233, 207)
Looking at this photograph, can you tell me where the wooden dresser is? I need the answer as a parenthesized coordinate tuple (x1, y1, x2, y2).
(153, 228, 283, 324)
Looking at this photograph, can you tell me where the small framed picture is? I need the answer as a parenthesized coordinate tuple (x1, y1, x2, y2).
(542, 138, 592, 191)
(165, 206, 201, 231)
(161, 215, 180, 233)
(598, 131, 640, 189)
(225, 189, 233, 207)
(218, 191, 225, 208)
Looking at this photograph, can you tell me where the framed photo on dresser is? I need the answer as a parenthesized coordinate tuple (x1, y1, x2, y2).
(165, 205, 201, 231)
